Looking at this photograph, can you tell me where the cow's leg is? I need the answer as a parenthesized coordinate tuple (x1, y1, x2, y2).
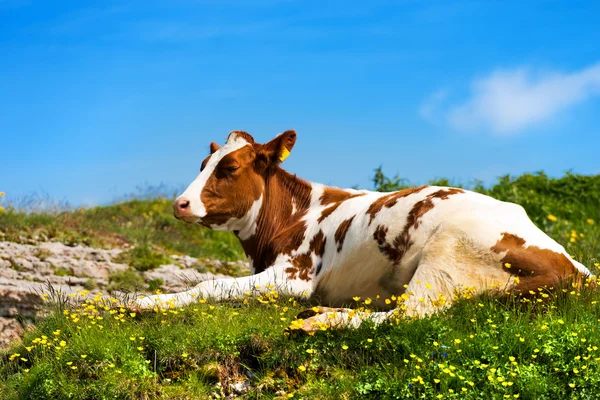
(296, 224, 512, 332)
(400, 224, 513, 317)
(132, 265, 313, 310)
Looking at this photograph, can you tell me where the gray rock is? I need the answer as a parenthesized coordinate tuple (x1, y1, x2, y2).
(0, 239, 250, 349)
(144, 264, 230, 292)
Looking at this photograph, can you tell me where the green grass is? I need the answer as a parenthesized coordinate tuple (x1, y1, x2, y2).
(0, 198, 244, 262)
(2, 283, 600, 399)
(1, 171, 599, 398)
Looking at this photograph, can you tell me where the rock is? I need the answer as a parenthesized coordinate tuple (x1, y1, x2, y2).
(170, 254, 198, 268)
(0, 317, 31, 349)
(0, 239, 247, 349)
(229, 381, 251, 395)
(144, 264, 230, 292)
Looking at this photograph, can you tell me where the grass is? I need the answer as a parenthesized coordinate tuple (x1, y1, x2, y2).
(1, 171, 600, 398)
(2, 282, 600, 399)
(0, 197, 244, 262)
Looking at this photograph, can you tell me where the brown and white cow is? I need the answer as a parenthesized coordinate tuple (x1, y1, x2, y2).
(134, 130, 591, 329)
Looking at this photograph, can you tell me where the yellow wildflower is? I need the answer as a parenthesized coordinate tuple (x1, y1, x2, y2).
(547, 214, 557, 222)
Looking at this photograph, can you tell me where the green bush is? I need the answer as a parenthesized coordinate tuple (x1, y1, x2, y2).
(115, 245, 171, 272)
(147, 278, 164, 292)
(107, 269, 145, 293)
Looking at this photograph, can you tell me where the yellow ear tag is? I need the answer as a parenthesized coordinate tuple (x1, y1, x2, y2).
(279, 147, 291, 162)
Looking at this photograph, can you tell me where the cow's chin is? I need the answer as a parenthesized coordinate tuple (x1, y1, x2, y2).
(174, 214, 203, 224)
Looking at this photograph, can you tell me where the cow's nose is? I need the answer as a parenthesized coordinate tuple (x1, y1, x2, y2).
(173, 198, 191, 217)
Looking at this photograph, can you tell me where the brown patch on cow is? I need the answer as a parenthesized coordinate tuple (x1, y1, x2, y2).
(318, 203, 341, 223)
(401, 188, 464, 231)
(366, 186, 428, 224)
(317, 191, 365, 223)
(491, 232, 582, 293)
(320, 187, 364, 205)
(373, 225, 400, 262)
(287, 253, 313, 281)
(373, 188, 465, 265)
(334, 216, 355, 252)
(239, 167, 313, 274)
(315, 262, 323, 276)
(284, 230, 327, 281)
(310, 230, 327, 257)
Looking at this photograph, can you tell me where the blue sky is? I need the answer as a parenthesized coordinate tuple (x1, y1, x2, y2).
(1, 0, 599, 207)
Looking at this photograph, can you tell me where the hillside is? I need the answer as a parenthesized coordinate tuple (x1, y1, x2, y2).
(0, 171, 599, 399)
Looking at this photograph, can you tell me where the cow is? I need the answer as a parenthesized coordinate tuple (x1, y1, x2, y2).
(133, 130, 592, 331)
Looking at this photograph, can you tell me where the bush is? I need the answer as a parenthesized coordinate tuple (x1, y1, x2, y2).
(115, 245, 171, 272)
(147, 278, 164, 292)
(107, 269, 145, 292)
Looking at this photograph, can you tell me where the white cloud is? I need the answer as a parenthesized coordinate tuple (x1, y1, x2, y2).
(428, 62, 600, 135)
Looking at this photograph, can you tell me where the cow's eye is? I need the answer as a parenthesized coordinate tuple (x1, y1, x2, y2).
(223, 165, 239, 173)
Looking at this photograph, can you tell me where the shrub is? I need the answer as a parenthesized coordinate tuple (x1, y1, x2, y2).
(147, 278, 164, 292)
(115, 245, 171, 272)
(107, 269, 145, 292)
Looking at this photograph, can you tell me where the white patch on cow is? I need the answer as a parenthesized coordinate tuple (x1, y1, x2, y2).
(177, 133, 250, 219)
(291, 197, 298, 215)
(573, 260, 591, 275)
(309, 183, 325, 207)
(211, 195, 264, 240)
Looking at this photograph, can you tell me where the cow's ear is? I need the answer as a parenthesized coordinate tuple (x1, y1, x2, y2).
(260, 130, 297, 165)
(210, 142, 221, 154)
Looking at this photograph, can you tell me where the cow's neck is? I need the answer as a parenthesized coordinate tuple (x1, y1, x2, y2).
(236, 167, 317, 273)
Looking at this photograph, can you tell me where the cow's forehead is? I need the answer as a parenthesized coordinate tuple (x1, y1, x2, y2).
(204, 134, 252, 172)
(219, 133, 252, 157)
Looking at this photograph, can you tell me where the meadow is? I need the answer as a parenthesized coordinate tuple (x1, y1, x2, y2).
(0, 170, 599, 399)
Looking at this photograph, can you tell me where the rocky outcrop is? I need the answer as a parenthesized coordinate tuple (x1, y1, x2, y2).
(0, 240, 249, 349)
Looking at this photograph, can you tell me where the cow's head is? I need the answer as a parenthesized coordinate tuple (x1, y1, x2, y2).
(173, 130, 297, 233)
